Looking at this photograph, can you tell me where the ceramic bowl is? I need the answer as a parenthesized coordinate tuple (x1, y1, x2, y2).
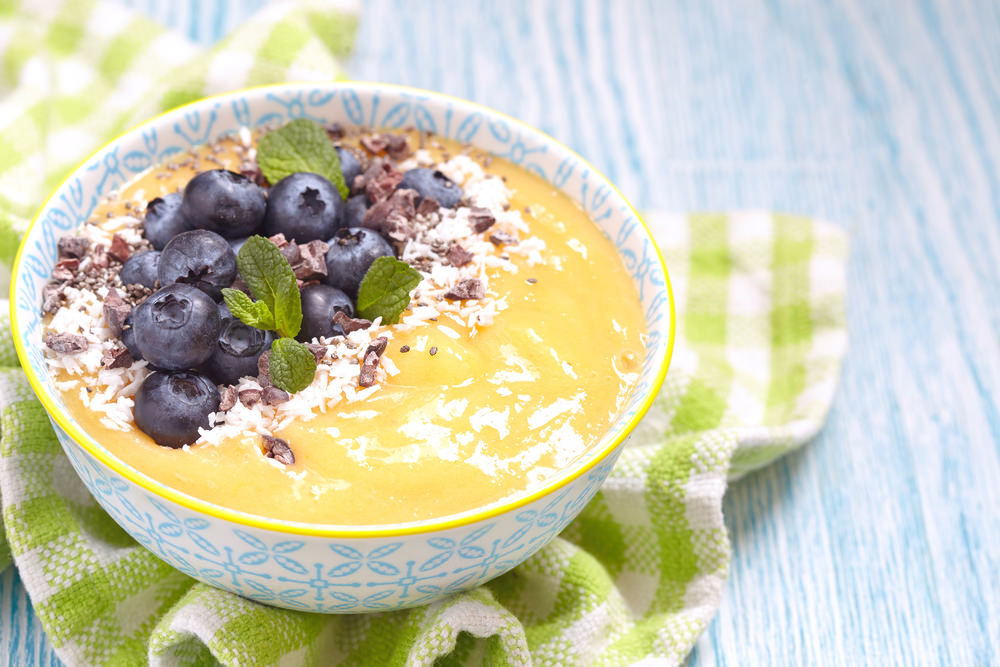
(10, 82, 674, 613)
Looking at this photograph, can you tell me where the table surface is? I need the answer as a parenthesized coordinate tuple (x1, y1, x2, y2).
(3, 1, 999, 664)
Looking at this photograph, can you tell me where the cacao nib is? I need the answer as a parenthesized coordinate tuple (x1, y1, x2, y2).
(469, 208, 495, 233)
(57, 236, 89, 259)
(102, 288, 131, 337)
(489, 231, 519, 246)
(444, 278, 486, 301)
(385, 134, 412, 160)
(238, 389, 262, 408)
(360, 134, 389, 155)
(447, 244, 473, 267)
(416, 197, 440, 217)
(108, 234, 131, 262)
(101, 344, 133, 369)
(262, 386, 289, 405)
(262, 435, 295, 465)
(44, 332, 88, 354)
(291, 240, 329, 281)
(305, 343, 327, 363)
(358, 351, 380, 388)
(219, 385, 238, 411)
(52, 258, 79, 282)
(333, 311, 372, 334)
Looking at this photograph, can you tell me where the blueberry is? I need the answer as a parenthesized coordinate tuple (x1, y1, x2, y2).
(182, 169, 266, 238)
(397, 168, 461, 208)
(134, 371, 220, 448)
(142, 193, 190, 250)
(337, 147, 362, 189)
(263, 172, 344, 243)
(323, 227, 394, 299)
(120, 312, 142, 361)
(132, 283, 220, 371)
(339, 194, 370, 228)
(158, 229, 237, 301)
(297, 284, 354, 342)
(119, 250, 160, 289)
(202, 310, 276, 385)
(228, 236, 249, 254)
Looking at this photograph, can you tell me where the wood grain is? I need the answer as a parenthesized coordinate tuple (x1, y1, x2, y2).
(2, 0, 998, 664)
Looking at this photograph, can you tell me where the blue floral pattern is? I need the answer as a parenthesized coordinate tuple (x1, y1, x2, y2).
(19, 84, 670, 613)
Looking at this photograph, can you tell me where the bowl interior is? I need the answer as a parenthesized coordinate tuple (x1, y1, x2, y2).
(11, 82, 673, 535)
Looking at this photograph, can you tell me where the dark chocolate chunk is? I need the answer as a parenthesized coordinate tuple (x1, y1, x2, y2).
(443, 278, 486, 301)
(108, 233, 131, 262)
(469, 207, 495, 233)
(44, 332, 88, 354)
(219, 385, 238, 411)
(332, 310, 372, 334)
(52, 258, 79, 282)
(262, 435, 295, 465)
(385, 134, 412, 160)
(360, 134, 389, 155)
(358, 350, 380, 387)
(57, 236, 90, 259)
(102, 288, 131, 337)
(239, 388, 262, 407)
(101, 344, 133, 369)
(262, 386, 289, 405)
(429, 346, 438, 356)
(447, 244, 473, 267)
(489, 231, 518, 246)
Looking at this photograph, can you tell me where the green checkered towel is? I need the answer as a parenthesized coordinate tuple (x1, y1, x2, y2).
(0, 2, 848, 665)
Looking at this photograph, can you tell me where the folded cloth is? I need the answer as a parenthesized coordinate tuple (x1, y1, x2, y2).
(0, 1, 848, 664)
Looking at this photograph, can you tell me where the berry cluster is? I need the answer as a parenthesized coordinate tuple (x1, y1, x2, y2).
(119, 137, 462, 449)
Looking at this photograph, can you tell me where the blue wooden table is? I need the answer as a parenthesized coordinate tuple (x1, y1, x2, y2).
(3, 1, 999, 664)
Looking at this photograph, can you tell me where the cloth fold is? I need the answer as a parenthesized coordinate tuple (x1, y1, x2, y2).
(0, 2, 848, 665)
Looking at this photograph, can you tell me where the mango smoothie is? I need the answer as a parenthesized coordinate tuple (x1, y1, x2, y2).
(45, 127, 645, 525)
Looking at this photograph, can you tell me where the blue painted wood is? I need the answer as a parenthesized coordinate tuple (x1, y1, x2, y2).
(4, 0, 999, 664)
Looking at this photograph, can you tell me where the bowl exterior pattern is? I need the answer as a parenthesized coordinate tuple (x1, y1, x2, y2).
(14, 83, 670, 613)
(57, 419, 623, 612)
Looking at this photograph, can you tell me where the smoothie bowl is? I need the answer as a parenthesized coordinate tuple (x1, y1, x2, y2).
(11, 83, 673, 613)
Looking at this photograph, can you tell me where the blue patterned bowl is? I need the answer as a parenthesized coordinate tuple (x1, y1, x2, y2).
(10, 83, 673, 613)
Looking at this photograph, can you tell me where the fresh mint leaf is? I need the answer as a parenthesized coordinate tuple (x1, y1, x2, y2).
(257, 118, 349, 199)
(235, 236, 302, 339)
(355, 256, 423, 324)
(221, 288, 276, 331)
(269, 337, 318, 393)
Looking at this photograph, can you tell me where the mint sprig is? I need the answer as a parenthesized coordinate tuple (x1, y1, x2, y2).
(222, 288, 275, 331)
(356, 256, 423, 324)
(223, 235, 315, 394)
(268, 337, 318, 393)
(257, 118, 349, 199)
(232, 236, 302, 339)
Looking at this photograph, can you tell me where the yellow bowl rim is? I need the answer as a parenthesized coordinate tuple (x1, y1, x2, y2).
(9, 81, 676, 538)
